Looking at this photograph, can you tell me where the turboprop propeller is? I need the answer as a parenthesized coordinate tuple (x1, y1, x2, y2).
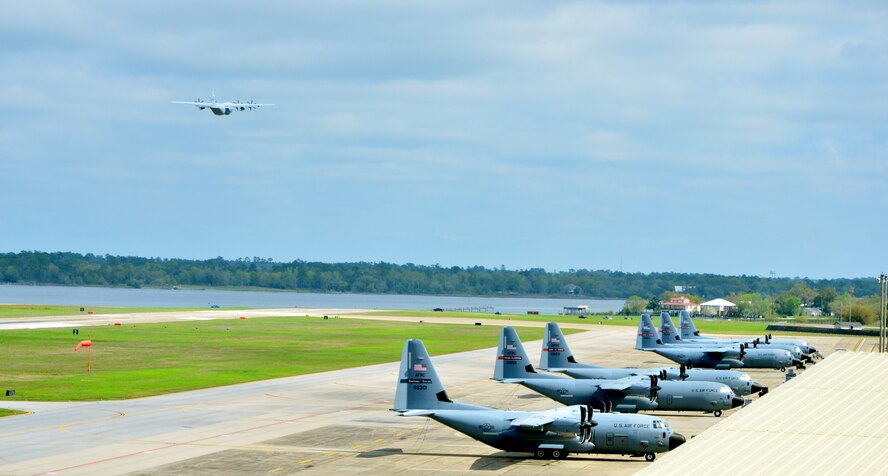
(649, 375, 661, 402)
(578, 405, 596, 444)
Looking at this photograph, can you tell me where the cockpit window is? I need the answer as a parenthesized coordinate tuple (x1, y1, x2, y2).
(653, 420, 663, 429)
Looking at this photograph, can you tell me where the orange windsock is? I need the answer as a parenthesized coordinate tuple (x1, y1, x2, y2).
(74, 340, 92, 351)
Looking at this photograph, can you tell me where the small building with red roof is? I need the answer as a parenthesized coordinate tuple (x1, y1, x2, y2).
(661, 296, 700, 314)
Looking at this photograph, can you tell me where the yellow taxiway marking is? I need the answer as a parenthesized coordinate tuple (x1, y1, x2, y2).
(58, 411, 126, 436)
(298, 459, 312, 464)
(325, 452, 337, 457)
(373, 438, 385, 443)
(269, 468, 283, 473)
(853, 339, 864, 352)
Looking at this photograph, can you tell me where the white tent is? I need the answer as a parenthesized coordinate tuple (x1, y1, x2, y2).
(700, 298, 736, 317)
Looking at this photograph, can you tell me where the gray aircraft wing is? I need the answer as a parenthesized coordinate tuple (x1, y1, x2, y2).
(399, 409, 436, 417)
(219, 101, 275, 107)
(600, 375, 647, 392)
(509, 414, 556, 431)
(508, 405, 595, 437)
(171, 101, 211, 106)
(702, 347, 736, 357)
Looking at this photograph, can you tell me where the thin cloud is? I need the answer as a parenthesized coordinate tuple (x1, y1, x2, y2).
(0, 1, 885, 278)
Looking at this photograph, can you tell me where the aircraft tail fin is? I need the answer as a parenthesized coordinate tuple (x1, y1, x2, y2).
(636, 312, 664, 349)
(679, 310, 703, 338)
(494, 327, 558, 380)
(393, 339, 484, 412)
(539, 322, 582, 369)
(659, 311, 682, 343)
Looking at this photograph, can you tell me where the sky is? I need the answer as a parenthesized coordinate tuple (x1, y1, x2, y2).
(2, 1, 886, 279)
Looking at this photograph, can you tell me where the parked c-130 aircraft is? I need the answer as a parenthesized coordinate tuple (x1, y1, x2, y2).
(493, 326, 662, 413)
(539, 321, 766, 397)
(172, 90, 273, 116)
(637, 313, 797, 371)
(660, 311, 809, 368)
(493, 326, 744, 416)
(392, 339, 685, 461)
(677, 310, 820, 358)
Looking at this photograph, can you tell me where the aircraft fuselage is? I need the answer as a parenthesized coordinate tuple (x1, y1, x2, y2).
(430, 409, 681, 457)
(654, 346, 793, 370)
(562, 367, 759, 396)
(521, 377, 739, 413)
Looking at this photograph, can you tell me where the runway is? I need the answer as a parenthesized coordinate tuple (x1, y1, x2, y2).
(0, 308, 369, 330)
(0, 313, 852, 475)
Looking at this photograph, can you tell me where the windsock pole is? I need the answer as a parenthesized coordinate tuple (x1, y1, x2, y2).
(74, 338, 94, 375)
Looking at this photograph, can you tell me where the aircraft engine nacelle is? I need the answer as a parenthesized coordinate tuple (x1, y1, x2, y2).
(714, 359, 744, 370)
(223, 108, 233, 115)
(542, 417, 590, 437)
(616, 396, 658, 412)
(548, 406, 597, 443)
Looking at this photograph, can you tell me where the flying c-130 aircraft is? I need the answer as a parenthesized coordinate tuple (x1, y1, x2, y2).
(172, 90, 273, 116)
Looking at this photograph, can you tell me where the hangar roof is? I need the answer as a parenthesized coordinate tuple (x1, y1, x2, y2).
(638, 351, 888, 475)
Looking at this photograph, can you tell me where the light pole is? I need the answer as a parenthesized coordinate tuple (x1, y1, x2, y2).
(880, 273, 887, 353)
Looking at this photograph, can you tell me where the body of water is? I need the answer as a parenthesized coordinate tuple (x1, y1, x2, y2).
(0, 284, 625, 315)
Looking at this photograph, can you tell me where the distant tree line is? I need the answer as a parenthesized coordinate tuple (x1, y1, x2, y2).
(623, 283, 885, 324)
(0, 251, 882, 305)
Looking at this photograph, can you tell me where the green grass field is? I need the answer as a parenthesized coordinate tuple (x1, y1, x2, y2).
(365, 310, 825, 336)
(0, 409, 26, 418)
(0, 304, 210, 319)
(0, 316, 576, 402)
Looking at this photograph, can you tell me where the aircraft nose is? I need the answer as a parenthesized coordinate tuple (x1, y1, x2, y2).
(669, 433, 686, 450)
(792, 359, 805, 368)
(751, 383, 764, 393)
(731, 397, 745, 408)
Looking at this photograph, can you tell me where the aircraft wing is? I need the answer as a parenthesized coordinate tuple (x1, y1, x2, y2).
(702, 347, 734, 357)
(399, 409, 436, 417)
(509, 414, 555, 431)
(171, 101, 211, 106)
(219, 102, 275, 107)
(600, 375, 646, 392)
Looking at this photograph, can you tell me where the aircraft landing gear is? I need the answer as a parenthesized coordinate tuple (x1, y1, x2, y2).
(534, 449, 566, 460)
(713, 410, 723, 417)
(779, 367, 786, 372)
(645, 453, 656, 462)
